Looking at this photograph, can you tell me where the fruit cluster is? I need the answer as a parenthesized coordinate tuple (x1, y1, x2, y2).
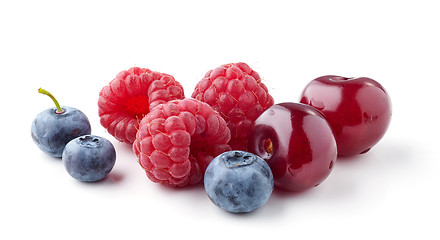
(32, 63, 392, 214)
(32, 88, 116, 182)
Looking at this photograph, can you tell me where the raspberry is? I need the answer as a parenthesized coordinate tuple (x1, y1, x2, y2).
(132, 98, 231, 187)
(191, 62, 274, 150)
(98, 67, 185, 144)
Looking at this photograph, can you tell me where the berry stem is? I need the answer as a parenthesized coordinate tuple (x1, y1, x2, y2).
(264, 138, 273, 154)
(38, 88, 65, 114)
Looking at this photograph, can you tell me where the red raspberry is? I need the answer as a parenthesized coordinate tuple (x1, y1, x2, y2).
(98, 67, 185, 144)
(132, 98, 231, 187)
(191, 62, 274, 150)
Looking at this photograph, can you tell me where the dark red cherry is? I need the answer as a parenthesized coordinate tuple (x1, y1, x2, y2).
(246, 102, 337, 192)
(300, 76, 392, 156)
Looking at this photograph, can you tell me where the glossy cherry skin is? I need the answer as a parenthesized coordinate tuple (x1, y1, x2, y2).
(300, 75, 392, 156)
(246, 103, 337, 192)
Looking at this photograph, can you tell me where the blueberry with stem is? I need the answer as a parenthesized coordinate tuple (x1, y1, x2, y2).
(31, 88, 91, 157)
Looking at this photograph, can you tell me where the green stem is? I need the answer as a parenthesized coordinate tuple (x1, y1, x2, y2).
(38, 88, 65, 114)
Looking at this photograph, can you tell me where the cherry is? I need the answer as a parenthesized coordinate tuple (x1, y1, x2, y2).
(300, 75, 392, 156)
(246, 102, 337, 192)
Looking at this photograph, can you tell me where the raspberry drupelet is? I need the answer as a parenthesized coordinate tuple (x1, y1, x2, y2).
(191, 62, 274, 150)
(132, 98, 231, 187)
(98, 67, 185, 144)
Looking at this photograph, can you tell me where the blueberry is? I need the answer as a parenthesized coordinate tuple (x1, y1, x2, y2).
(31, 106, 91, 157)
(31, 88, 91, 158)
(204, 151, 274, 213)
(62, 135, 116, 182)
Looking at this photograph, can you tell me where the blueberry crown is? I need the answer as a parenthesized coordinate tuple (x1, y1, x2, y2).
(78, 135, 101, 148)
(222, 151, 255, 168)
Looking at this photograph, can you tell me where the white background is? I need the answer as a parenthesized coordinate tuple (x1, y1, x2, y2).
(1, 0, 439, 239)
